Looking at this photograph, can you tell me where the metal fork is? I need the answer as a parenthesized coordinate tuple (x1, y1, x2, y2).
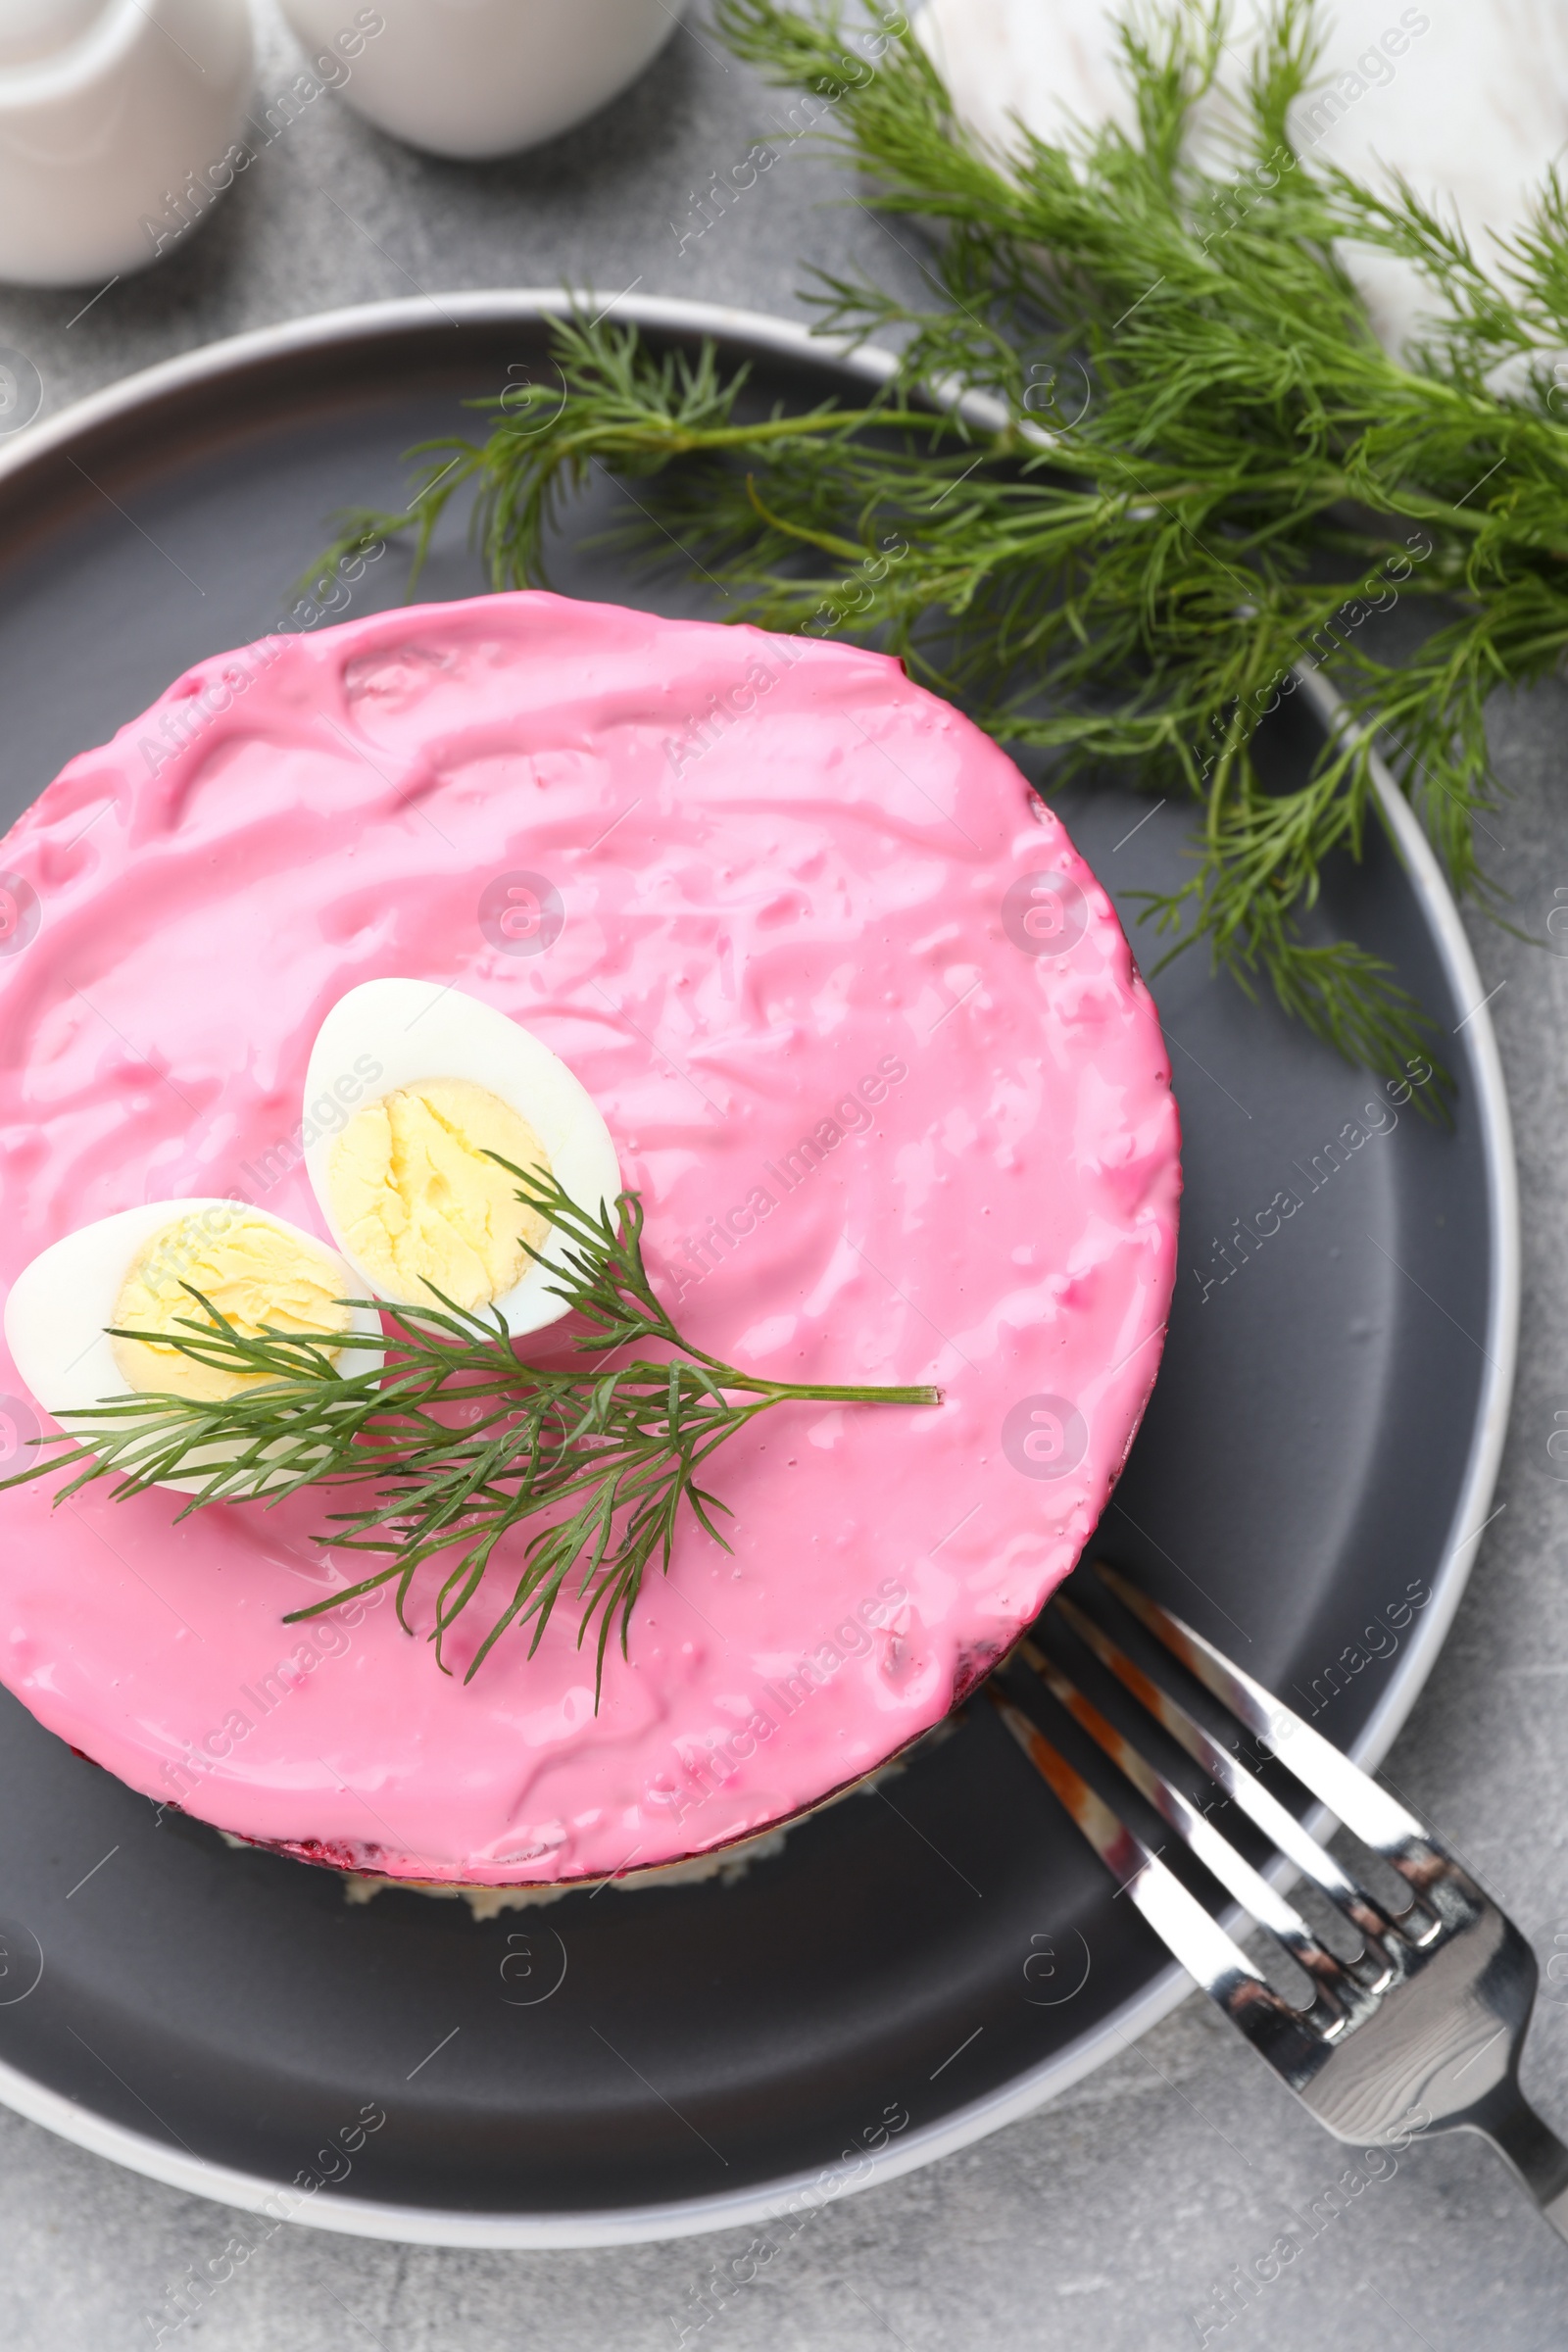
(990, 1562, 1568, 2234)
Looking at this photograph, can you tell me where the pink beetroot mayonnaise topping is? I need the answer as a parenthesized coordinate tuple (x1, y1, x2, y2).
(0, 593, 1180, 1886)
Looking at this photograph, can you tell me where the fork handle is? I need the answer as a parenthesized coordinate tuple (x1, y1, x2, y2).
(1475, 2089, 1568, 2237)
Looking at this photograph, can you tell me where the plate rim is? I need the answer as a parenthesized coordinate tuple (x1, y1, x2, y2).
(0, 288, 1520, 2246)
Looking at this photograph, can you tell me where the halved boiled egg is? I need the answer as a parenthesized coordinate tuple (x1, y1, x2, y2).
(302, 979, 621, 1338)
(3, 1200, 382, 1494)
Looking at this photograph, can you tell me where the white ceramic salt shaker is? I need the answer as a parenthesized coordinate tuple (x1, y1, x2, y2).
(277, 0, 688, 162)
(0, 0, 254, 288)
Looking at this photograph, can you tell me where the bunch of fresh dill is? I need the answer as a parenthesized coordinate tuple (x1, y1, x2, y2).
(2, 1166, 938, 1691)
(318, 0, 1568, 1081)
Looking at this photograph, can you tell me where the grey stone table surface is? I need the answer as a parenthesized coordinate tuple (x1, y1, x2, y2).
(2, 7, 1567, 2348)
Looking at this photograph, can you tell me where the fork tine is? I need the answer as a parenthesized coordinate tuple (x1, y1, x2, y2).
(1016, 1639, 1350, 2022)
(1096, 1565, 1454, 1895)
(1054, 1592, 1402, 1964)
(986, 1688, 1328, 2076)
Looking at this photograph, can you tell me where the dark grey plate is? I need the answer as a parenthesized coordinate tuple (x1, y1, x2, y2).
(0, 296, 1516, 2246)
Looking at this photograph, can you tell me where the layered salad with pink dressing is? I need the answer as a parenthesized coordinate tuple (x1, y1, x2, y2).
(0, 592, 1179, 1887)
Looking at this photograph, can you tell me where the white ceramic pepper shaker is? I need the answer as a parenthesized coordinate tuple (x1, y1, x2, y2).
(277, 0, 688, 162)
(0, 0, 253, 288)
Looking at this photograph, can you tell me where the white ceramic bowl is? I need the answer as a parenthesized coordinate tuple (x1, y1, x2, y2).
(0, 0, 253, 287)
(277, 0, 689, 161)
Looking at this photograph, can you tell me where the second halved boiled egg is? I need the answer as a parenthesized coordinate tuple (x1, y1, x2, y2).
(3, 1200, 382, 1494)
(301, 980, 621, 1338)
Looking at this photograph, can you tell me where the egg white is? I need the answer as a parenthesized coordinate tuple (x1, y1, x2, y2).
(301, 979, 623, 1339)
(3, 1200, 382, 1496)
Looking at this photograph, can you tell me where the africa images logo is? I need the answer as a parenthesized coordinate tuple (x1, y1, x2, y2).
(478, 870, 564, 957)
(0, 872, 40, 957)
(0, 348, 41, 437)
(1002, 1395, 1088, 1482)
(0, 1394, 40, 1472)
(1002, 870, 1087, 957)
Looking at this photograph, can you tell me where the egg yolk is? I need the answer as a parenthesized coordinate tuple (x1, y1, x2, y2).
(326, 1077, 550, 1312)
(112, 1209, 354, 1403)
